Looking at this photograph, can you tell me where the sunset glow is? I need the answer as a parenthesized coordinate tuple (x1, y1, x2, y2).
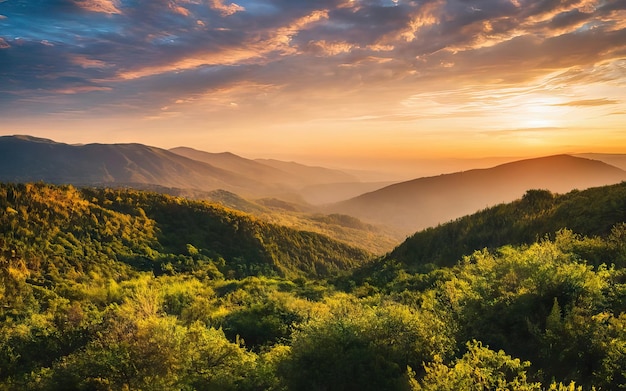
(1, 0, 625, 170)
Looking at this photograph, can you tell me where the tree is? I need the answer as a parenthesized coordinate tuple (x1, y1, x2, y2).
(414, 341, 542, 391)
(279, 298, 455, 391)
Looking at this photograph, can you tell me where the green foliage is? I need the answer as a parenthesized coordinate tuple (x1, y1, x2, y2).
(83, 187, 373, 278)
(279, 297, 455, 390)
(390, 182, 626, 269)
(222, 300, 301, 350)
(414, 341, 542, 391)
(1, 182, 625, 390)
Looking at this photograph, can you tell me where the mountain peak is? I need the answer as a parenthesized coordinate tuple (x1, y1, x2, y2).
(3, 134, 60, 144)
(331, 154, 626, 234)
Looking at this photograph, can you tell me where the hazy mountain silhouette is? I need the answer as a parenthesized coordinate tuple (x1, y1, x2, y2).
(170, 147, 299, 186)
(575, 153, 626, 171)
(170, 146, 360, 189)
(254, 159, 359, 185)
(299, 181, 397, 205)
(0, 135, 277, 196)
(330, 155, 626, 234)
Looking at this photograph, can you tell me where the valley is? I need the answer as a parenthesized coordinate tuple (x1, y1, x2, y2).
(1, 135, 626, 390)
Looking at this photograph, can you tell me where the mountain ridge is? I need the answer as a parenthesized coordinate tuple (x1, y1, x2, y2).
(0, 136, 349, 198)
(330, 154, 626, 234)
(169, 146, 358, 190)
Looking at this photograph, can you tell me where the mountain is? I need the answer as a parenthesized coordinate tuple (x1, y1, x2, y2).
(0, 136, 399, 254)
(382, 181, 626, 270)
(170, 146, 361, 190)
(254, 159, 359, 185)
(0, 136, 371, 202)
(575, 153, 626, 171)
(0, 135, 280, 196)
(298, 181, 396, 205)
(171, 147, 390, 205)
(170, 147, 301, 186)
(330, 155, 626, 234)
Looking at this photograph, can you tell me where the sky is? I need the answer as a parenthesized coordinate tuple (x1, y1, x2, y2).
(1, 0, 625, 173)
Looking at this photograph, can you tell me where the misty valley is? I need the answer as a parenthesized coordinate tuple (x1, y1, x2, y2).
(1, 136, 626, 390)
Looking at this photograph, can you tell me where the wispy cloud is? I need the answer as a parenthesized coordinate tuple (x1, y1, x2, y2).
(73, 0, 122, 14)
(117, 8, 329, 80)
(208, 0, 245, 16)
(554, 98, 619, 107)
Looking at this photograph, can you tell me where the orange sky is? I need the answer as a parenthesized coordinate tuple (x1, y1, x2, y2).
(1, 0, 625, 171)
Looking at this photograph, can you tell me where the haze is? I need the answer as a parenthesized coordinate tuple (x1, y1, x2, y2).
(1, 0, 625, 175)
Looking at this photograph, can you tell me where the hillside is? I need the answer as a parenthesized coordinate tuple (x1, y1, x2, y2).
(2, 182, 625, 390)
(136, 187, 401, 255)
(384, 181, 626, 269)
(0, 135, 284, 197)
(299, 181, 396, 205)
(331, 155, 626, 234)
(0, 183, 372, 279)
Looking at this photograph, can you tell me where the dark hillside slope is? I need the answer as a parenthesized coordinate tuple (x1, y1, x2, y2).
(0, 183, 371, 279)
(0, 136, 277, 196)
(386, 181, 626, 269)
(332, 155, 626, 233)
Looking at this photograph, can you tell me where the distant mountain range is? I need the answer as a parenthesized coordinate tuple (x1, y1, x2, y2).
(170, 147, 358, 189)
(330, 155, 626, 234)
(0, 136, 362, 200)
(2, 135, 626, 236)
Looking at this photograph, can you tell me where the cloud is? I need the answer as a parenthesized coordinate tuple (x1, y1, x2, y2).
(73, 0, 122, 14)
(1, 0, 625, 130)
(55, 86, 113, 94)
(554, 99, 620, 107)
(117, 8, 329, 80)
(208, 0, 245, 16)
(169, 3, 192, 17)
(71, 55, 112, 69)
(304, 40, 355, 56)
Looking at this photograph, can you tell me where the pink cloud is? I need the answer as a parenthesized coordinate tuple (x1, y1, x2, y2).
(71, 55, 112, 69)
(208, 0, 245, 16)
(73, 0, 122, 14)
(55, 86, 113, 94)
(169, 2, 191, 17)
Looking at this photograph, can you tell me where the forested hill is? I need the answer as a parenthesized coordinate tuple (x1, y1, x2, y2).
(2, 182, 626, 390)
(386, 181, 626, 269)
(0, 183, 371, 279)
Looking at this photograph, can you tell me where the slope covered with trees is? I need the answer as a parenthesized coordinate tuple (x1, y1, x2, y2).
(0, 183, 372, 280)
(386, 182, 626, 269)
(1, 182, 625, 390)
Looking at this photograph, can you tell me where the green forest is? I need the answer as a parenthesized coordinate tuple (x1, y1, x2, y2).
(1, 182, 625, 390)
